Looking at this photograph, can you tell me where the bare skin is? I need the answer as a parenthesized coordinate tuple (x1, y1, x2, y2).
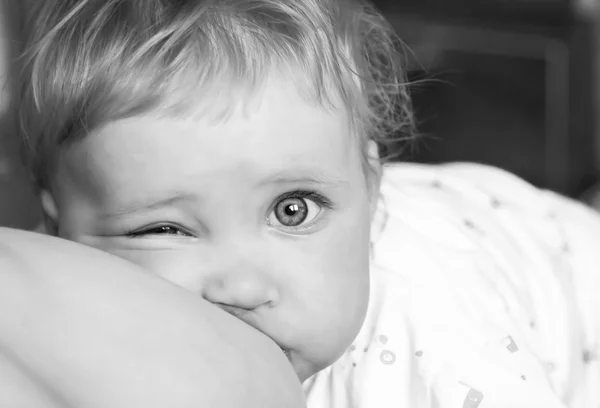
(0, 227, 306, 408)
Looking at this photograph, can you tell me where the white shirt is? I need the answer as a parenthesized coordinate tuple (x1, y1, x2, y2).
(304, 163, 600, 408)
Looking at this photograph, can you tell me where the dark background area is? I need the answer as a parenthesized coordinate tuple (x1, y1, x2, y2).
(0, 0, 40, 229)
(373, 0, 598, 198)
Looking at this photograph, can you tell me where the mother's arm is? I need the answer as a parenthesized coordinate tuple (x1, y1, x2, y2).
(0, 227, 305, 408)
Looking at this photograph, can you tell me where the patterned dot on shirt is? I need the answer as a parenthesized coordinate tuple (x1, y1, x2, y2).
(502, 336, 519, 353)
(415, 350, 423, 357)
(583, 350, 597, 364)
(463, 388, 484, 408)
(380, 350, 396, 365)
(464, 219, 485, 235)
(379, 335, 388, 344)
(521, 375, 527, 381)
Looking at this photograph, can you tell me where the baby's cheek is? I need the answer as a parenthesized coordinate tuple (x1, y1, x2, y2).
(320, 233, 370, 325)
(335, 222, 371, 316)
(107, 248, 204, 291)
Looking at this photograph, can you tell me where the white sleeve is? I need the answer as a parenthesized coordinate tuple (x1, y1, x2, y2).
(369, 162, 600, 408)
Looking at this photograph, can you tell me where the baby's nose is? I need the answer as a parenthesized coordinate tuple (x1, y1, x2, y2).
(201, 270, 280, 311)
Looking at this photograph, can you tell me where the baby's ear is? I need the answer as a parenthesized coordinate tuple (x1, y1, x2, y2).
(366, 140, 382, 221)
(40, 190, 59, 235)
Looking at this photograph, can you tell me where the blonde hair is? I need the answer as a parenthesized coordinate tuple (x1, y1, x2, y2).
(17, 0, 415, 188)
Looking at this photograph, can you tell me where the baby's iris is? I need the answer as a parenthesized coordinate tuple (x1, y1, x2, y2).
(275, 197, 309, 227)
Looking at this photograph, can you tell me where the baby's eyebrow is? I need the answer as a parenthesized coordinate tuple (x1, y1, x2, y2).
(103, 193, 198, 218)
(259, 169, 349, 188)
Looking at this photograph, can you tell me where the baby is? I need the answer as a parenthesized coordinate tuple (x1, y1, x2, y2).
(15, 0, 600, 407)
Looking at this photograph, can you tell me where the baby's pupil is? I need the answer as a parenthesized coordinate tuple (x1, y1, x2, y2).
(285, 204, 300, 216)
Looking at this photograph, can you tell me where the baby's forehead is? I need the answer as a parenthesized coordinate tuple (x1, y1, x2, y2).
(157, 65, 355, 129)
(60, 73, 360, 199)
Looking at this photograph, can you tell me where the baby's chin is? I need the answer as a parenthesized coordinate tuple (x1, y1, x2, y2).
(283, 348, 339, 383)
(292, 357, 320, 383)
(287, 322, 366, 383)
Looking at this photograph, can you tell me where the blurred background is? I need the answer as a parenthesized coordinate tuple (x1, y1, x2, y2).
(1, 0, 600, 229)
(374, 0, 600, 203)
(0, 0, 40, 229)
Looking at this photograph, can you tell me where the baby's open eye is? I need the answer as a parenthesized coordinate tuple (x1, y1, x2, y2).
(267, 190, 333, 230)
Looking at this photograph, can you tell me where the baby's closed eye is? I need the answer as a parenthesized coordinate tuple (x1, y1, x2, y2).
(126, 225, 193, 238)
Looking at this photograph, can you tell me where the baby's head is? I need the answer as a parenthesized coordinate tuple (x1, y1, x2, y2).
(18, 0, 414, 381)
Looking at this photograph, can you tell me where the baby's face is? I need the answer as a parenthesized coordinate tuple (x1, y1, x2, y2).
(46, 74, 375, 381)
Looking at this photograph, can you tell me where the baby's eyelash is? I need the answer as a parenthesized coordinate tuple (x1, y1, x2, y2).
(125, 225, 191, 238)
(274, 190, 335, 210)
